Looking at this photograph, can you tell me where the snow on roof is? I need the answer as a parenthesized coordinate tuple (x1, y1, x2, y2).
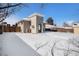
(43, 20, 47, 23)
(56, 26, 73, 29)
(72, 25, 79, 28)
(45, 24, 56, 29)
(28, 13, 44, 18)
(64, 27, 73, 29)
(17, 19, 30, 24)
(23, 18, 31, 21)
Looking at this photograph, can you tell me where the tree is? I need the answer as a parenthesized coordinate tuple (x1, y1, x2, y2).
(46, 17, 54, 25)
(63, 22, 70, 27)
(0, 3, 48, 23)
(0, 3, 23, 34)
(0, 3, 23, 23)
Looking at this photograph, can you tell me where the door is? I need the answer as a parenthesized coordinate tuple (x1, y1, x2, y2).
(38, 24, 42, 33)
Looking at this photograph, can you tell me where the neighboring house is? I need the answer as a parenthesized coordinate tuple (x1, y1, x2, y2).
(44, 23, 57, 31)
(56, 26, 73, 33)
(17, 13, 44, 33)
(72, 22, 79, 27)
(73, 26, 79, 34)
(72, 22, 79, 34)
(44, 23, 73, 33)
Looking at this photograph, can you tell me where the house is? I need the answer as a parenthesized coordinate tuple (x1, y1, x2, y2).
(17, 20, 31, 33)
(72, 22, 79, 34)
(56, 27, 73, 33)
(29, 13, 44, 33)
(17, 13, 44, 33)
(0, 13, 44, 33)
(44, 23, 73, 33)
(44, 23, 57, 31)
(73, 26, 79, 34)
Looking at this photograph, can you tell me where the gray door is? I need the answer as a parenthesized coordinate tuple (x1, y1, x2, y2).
(38, 24, 42, 33)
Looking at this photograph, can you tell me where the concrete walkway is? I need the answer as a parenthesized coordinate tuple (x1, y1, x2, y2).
(0, 33, 40, 56)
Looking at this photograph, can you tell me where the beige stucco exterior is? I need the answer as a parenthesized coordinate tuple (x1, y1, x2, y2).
(17, 20, 31, 33)
(29, 14, 44, 33)
(17, 13, 44, 33)
(74, 27, 79, 34)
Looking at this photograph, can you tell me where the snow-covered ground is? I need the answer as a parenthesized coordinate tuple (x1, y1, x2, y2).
(0, 33, 40, 56)
(16, 32, 79, 56)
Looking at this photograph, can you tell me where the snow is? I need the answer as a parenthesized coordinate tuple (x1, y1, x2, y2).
(0, 33, 40, 56)
(16, 32, 79, 56)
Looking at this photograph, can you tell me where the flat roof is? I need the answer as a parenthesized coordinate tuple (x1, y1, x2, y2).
(28, 13, 44, 18)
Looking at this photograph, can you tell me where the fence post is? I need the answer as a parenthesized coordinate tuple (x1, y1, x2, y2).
(0, 23, 3, 34)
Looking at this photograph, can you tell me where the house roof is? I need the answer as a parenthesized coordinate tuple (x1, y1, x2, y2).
(28, 13, 44, 18)
(17, 20, 30, 24)
(16, 13, 44, 24)
(23, 18, 31, 21)
(56, 26, 73, 29)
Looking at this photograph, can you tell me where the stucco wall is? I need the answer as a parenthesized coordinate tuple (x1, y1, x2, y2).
(37, 16, 44, 32)
(74, 27, 79, 34)
(17, 21, 31, 33)
(30, 15, 44, 33)
(30, 16, 37, 33)
(17, 22, 24, 33)
(24, 21, 31, 33)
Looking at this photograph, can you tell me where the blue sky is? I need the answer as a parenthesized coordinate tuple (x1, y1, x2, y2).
(5, 3, 79, 26)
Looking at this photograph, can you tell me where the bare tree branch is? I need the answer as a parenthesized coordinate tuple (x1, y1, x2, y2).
(0, 3, 23, 22)
(0, 3, 22, 9)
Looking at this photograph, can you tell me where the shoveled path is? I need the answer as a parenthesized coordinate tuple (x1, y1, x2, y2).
(0, 32, 40, 56)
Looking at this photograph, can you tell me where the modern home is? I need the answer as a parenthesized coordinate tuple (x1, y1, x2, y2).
(17, 20, 31, 33)
(0, 13, 79, 35)
(17, 13, 44, 33)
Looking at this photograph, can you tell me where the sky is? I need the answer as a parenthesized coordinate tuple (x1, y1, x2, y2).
(4, 3, 79, 26)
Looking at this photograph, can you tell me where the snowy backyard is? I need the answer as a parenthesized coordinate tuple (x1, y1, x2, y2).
(0, 32, 79, 56)
(16, 32, 79, 56)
